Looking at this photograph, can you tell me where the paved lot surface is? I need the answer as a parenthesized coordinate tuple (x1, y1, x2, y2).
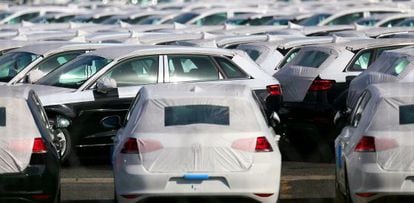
(61, 162, 335, 203)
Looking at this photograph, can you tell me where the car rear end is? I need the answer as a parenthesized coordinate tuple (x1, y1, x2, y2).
(113, 95, 281, 203)
(275, 46, 353, 128)
(0, 96, 60, 203)
(231, 50, 283, 114)
(347, 103, 414, 202)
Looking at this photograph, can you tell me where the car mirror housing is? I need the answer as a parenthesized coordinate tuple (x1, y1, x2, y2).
(96, 77, 117, 94)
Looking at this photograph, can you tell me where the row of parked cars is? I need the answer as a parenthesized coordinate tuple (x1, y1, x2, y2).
(1, 0, 414, 203)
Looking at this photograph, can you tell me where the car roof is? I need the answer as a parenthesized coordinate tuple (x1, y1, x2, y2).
(310, 38, 414, 52)
(10, 42, 119, 56)
(84, 45, 236, 60)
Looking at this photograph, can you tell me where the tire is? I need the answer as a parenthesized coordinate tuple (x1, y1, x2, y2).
(56, 129, 72, 163)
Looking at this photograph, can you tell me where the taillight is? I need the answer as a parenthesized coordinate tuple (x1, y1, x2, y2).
(308, 79, 335, 91)
(254, 193, 274, 197)
(121, 138, 163, 154)
(121, 138, 139, 154)
(32, 138, 47, 154)
(231, 137, 273, 152)
(121, 194, 140, 199)
(355, 136, 375, 152)
(32, 194, 51, 200)
(255, 136, 273, 152)
(355, 136, 398, 152)
(267, 84, 282, 96)
(356, 192, 377, 198)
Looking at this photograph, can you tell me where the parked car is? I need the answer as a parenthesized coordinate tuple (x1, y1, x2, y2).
(112, 83, 281, 203)
(347, 47, 414, 109)
(0, 42, 119, 86)
(22, 45, 281, 163)
(0, 86, 61, 203)
(273, 38, 414, 161)
(335, 82, 414, 203)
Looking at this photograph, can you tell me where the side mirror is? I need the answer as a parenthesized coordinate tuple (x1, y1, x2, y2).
(269, 112, 281, 127)
(101, 115, 122, 129)
(96, 77, 117, 94)
(27, 69, 45, 83)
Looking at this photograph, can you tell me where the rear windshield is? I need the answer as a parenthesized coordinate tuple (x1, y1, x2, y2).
(292, 50, 329, 68)
(399, 105, 414, 125)
(0, 107, 5, 126)
(165, 105, 229, 126)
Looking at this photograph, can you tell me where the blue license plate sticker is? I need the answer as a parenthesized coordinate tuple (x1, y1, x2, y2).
(183, 174, 209, 180)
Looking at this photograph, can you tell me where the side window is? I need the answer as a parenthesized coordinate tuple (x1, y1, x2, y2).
(195, 13, 227, 25)
(350, 91, 371, 128)
(168, 55, 219, 82)
(102, 56, 158, 87)
(8, 12, 39, 24)
(329, 12, 363, 25)
(348, 50, 373, 71)
(215, 57, 249, 79)
(33, 51, 86, 74)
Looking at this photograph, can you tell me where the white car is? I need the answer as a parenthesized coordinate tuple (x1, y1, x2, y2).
(112, 83, 281, 203)
(335, 82, 414, 203)
(347, 47, 414, 108)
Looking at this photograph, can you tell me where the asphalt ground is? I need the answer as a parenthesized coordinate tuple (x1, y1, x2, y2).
(61, 161, 336, 203)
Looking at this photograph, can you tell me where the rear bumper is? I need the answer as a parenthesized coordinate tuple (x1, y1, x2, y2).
(114, 153, 281, 203)
(348, 156, 414, 203)
(0, 165, 60, 203)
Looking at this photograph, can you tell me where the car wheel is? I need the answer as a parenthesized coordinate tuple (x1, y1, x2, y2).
(56, 129, 72, 163)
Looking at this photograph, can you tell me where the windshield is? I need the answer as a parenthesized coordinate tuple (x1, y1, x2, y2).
(164, 12, 199, 24)
(0, 52, 39, 82)
(165, 105, 229, 126)
(290, 49, 330, 68)
(36, 55, 112, 89)
(298, 13, 331, 26)
(138, 16, 162, 25)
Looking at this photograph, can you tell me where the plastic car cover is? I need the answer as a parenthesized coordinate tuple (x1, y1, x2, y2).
(347, 49, 414, 108)
(274, 47, 338, 102)
(359, 84, 414, 171)
(0, 98, 38, 174)
(114, 84, 269, 173)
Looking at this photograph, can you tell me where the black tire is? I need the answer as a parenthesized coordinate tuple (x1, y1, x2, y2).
(58, 129, 72, 163)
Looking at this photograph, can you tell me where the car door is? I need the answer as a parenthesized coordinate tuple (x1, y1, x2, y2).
(68, 55, 162, 149)
(335, 90, 371, 192)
